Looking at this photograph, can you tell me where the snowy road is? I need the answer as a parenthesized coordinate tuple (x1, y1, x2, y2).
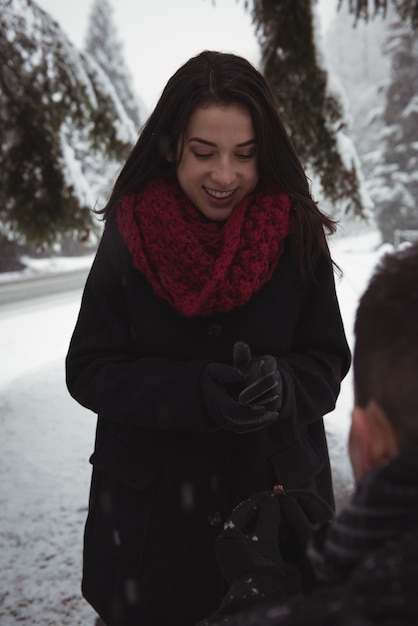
(0, 269, 89, 306)
(0, 229, 385, 624)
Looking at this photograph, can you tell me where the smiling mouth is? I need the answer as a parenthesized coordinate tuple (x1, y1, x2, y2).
(203, 186, 237, 200)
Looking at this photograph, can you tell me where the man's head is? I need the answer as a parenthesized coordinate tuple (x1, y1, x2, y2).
(349, 242, 418, 482)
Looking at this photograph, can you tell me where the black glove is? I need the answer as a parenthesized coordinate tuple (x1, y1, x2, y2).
(233, 342, 283, 412)
(201, 363, 278, 434)
(200, 489, 332, 625)
(216, 488, 333, 598)
(279, 488, 334, 593)
(210, 491, 287, 620)
(216, 490, 285, 585)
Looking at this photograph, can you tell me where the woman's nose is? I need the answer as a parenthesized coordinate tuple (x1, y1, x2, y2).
(211, 160, 236, 186)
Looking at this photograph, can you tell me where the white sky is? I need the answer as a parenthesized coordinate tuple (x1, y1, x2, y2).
(34, 0, 337, 115)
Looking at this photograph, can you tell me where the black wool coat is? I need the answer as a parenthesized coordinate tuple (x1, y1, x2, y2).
(65, 217, 350, 626)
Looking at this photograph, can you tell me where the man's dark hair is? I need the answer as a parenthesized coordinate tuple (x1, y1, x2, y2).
(354, 242, 418, 450)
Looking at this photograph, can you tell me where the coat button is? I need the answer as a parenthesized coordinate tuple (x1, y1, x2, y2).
(207, 323, 223, 339)
(207, 510, 223, 527)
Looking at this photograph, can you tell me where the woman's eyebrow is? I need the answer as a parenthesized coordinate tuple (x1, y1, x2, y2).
(187, 137, 257, 147)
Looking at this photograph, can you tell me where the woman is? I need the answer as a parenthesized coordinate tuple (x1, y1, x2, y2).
(66, 51, 351, 626)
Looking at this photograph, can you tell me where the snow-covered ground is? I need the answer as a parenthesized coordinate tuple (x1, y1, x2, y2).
(0, 227, 390, 625)
(0, 259, 99, 624)
(325, 227, 391, 508)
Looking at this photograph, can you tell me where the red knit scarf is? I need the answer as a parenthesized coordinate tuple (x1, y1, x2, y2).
(116, 177, 292, 318)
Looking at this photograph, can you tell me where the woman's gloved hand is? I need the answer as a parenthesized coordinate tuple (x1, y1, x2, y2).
(233, 341, 283, 412)
(200, 363, 279, 433)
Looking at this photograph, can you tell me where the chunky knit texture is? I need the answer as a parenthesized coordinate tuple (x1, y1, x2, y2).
(116, 177, 292, 318)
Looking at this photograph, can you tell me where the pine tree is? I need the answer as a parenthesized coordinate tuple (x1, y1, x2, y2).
(239, 0, 418, 219)
(324, 1, 390, 163)
(248, 0, 366, 217)
(369, 17, 418, 242)
(339, 0, 418, 27)
(0, 0, 137, 253)
(84, 0, 142, 131)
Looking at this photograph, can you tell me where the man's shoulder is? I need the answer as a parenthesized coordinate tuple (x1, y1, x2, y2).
(217, 530, 418, 626)
(311, 529, 418, 626)
(350, 527, 418, 591)
(201, 528, 418, 626)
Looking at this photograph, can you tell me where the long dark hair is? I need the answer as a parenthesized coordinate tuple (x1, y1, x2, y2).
(100, 50, 337, 277)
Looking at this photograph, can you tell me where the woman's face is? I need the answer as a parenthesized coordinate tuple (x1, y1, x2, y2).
(176, 104, 259, 221)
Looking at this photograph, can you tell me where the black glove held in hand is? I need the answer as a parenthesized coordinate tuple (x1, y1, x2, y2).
(233, 342, 283, 412)
(216, 491, 285, 585)
(201, 363, 278, 433)
(201, 493, 285, 624)
(279, 488, 333, 593)
(215, 488, 333, 607)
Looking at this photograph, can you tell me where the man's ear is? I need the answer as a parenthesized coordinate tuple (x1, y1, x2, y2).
(349, 401, 399, 483)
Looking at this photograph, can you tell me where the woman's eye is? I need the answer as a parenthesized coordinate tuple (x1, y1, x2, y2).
(236, 151, 256, 160)
(193, 151, 213, 159)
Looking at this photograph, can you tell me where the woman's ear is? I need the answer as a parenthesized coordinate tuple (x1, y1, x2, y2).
(349, 401, 398, 483)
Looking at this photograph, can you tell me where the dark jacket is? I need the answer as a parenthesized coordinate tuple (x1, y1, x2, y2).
(65, 217, 350, 626)
(202, 449, 418, 626)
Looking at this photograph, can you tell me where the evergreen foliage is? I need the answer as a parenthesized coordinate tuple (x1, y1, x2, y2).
(84, 0, 143, 131)
(248, 0, 367, 217)
(0, 0, 136, 250)
(2, 0, 417, 255)
(369, 17, 418, 242)
(339, 0, 418, 28)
